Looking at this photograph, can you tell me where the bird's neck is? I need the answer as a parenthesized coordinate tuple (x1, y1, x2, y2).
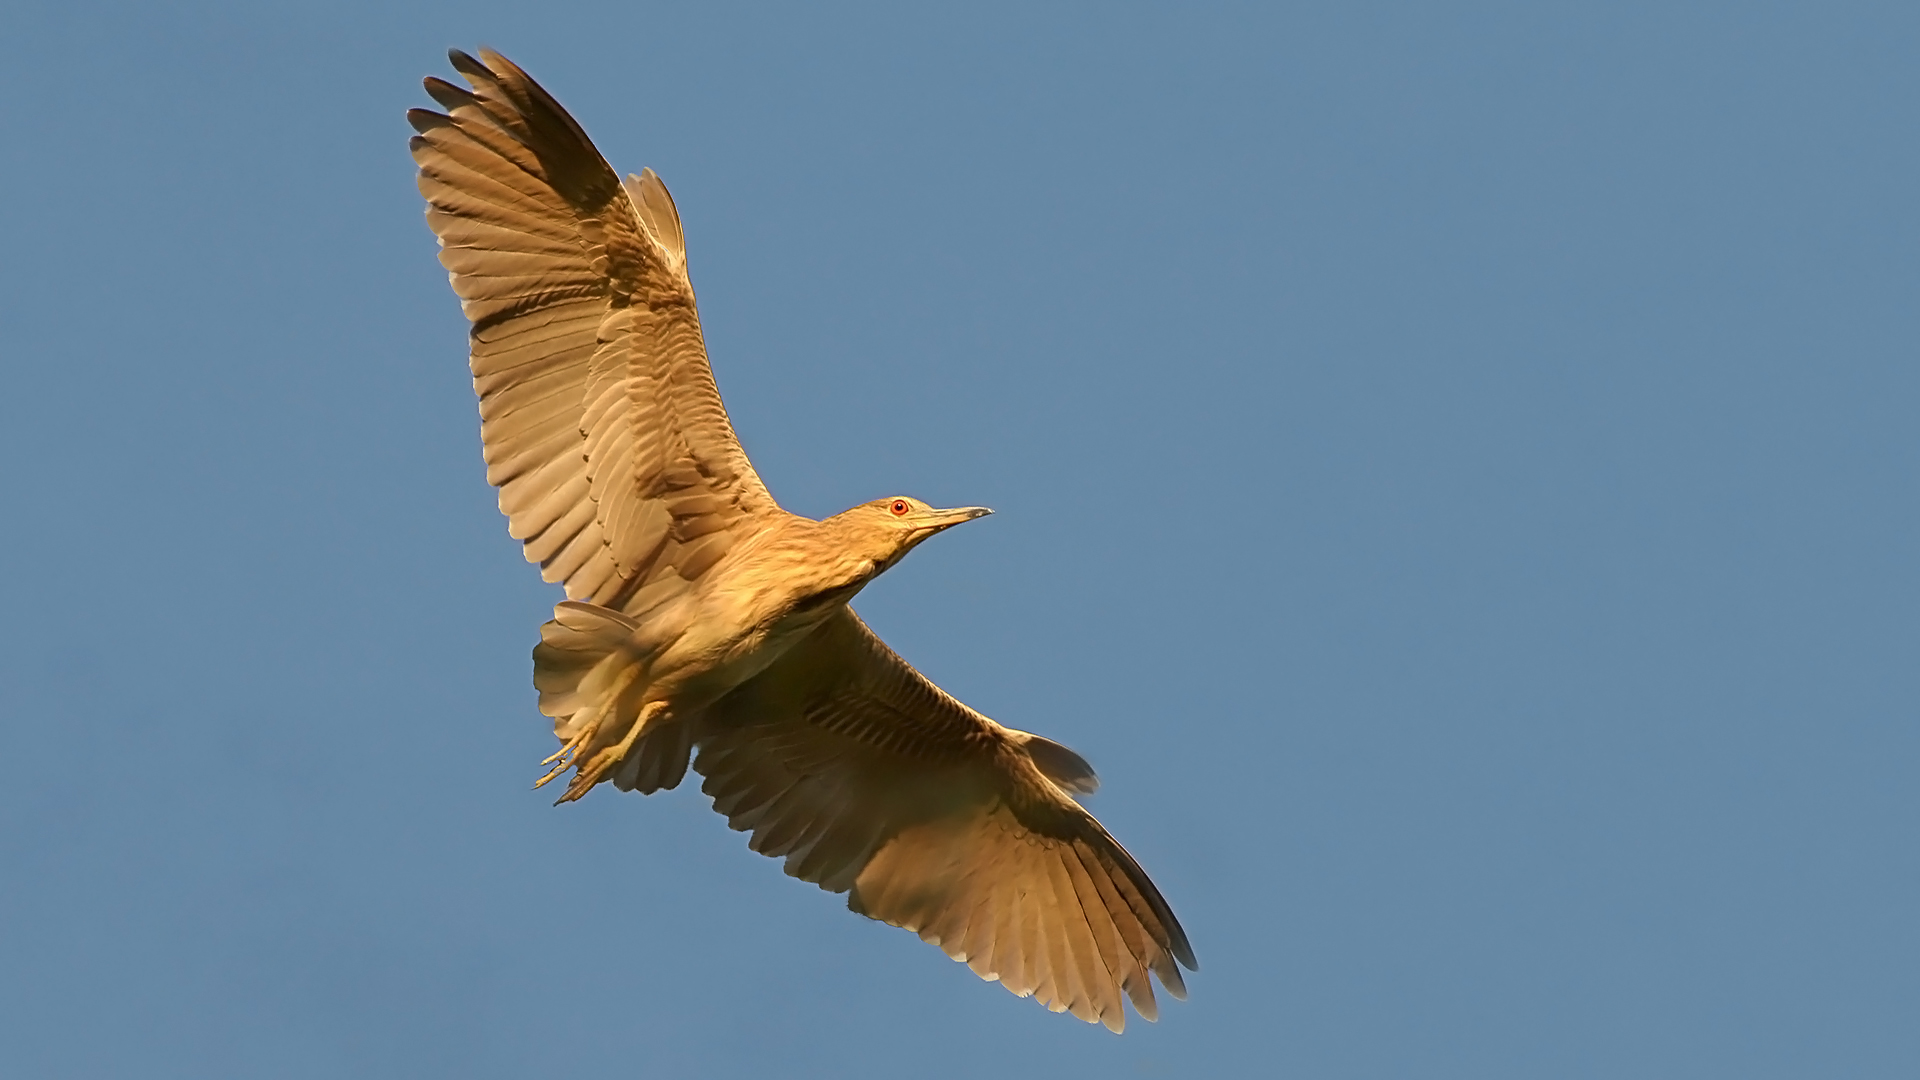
(749, 517, 887, 616)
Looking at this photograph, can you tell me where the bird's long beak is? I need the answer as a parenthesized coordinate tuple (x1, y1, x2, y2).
(924, 505, 994, 531)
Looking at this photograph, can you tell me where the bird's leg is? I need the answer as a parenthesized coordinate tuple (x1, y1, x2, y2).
(534, 662, 643, 791)
(558, 698, 669, 803)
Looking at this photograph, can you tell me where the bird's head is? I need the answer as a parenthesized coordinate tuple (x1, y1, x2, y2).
(837, 496, 993, 574)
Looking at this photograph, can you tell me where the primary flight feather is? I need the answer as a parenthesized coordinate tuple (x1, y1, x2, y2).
(409, 48, 1195, 1031)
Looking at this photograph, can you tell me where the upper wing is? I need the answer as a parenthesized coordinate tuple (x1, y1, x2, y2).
(693, 609, 1197, 1032)
(409, 50, 780, 613)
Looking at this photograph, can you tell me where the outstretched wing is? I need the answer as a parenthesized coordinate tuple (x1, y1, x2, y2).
(693, 609, 1197, 1032)
(409, 49, 781, 614)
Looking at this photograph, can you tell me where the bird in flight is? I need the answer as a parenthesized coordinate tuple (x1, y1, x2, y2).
(409, 49, 1195, 1031)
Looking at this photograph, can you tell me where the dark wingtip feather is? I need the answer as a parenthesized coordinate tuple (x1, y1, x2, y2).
(406, 108, 451, 136)
(448, 48, 490, 81)
(422, 76, 476, 112)
(1169, 924, 1199, 971)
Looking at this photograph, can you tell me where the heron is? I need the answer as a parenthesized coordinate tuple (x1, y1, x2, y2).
(409, 49, 1195, 1031)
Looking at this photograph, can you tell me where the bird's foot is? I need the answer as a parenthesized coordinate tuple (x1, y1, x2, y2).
(559, 700, 669, 803)
(534, 663, 647, 796)
(534, 729, 593, 789)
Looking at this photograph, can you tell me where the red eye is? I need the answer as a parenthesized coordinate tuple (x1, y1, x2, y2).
(890, 500, 909, 516)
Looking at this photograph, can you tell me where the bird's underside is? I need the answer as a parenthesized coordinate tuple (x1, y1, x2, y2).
(410, 47, 1195, 1031)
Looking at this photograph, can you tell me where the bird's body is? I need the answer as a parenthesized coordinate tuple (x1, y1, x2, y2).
(411, 49, 1195, 1031)
(534, 498, 990, 800)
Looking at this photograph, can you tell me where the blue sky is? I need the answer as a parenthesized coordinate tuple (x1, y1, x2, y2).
(2, 1, 1916, 1076)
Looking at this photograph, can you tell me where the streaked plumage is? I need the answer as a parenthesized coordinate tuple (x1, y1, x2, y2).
(410, 48, 1195, 1030)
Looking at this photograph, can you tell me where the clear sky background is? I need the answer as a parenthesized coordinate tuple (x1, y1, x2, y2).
(2, 2, 1915, 1076)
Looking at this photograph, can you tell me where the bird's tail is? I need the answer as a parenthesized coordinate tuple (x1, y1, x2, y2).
(531, 601, 690, 800)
